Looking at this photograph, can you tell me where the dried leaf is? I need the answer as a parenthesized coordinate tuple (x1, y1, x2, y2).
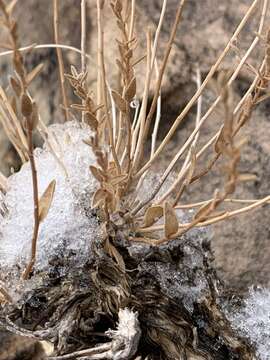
(90, 165, 106, 182)
(21, 93, 33, 118)
(91, 188, 107, 208)
(143, 205, 163, 227)
(85, 112, 98, 130)
(9, 76, 21, 97)
(111, 90, 127, 113)
(125, 76, 136, 101)
(194, 199, 215, 221)
(164, 202, 178, 238)
(38, 180, 56, 222)
(26, 63, 44, 85)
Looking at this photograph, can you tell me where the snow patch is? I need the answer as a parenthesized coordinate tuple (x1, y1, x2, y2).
(229, 287, 270, 360)
(0, 121, 101, 272)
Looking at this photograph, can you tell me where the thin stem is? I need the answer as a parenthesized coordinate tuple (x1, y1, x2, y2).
(175, 197, 270, 209)
(97, 0, 121, 174)
(22, 126, 40, 280)
(136, 195, 270, 236)
(81, 0, 87, 73)
(157, 66, 202, 205)
(0, 102, 28, 162)
(81, 0, 87, 122)
(132, 29, 152, 169)
(135, 0, 260, 179)
(138, 0, 267, 206)
(0, 85, 28, 152)
(128, 0, 136, 41)
(53, 0, 69, 122)
(136, 0, 186, 169)
(0, 43, 94, 62)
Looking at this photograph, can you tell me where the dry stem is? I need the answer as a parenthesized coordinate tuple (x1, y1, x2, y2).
(53, 0, 69, 121)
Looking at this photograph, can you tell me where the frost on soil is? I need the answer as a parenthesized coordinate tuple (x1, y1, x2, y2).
(228, 287, 270, 360)
(0, 121, 102, 275)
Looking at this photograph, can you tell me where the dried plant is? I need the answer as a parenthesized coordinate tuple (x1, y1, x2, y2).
(62, 0, 270, 248)
(0, 0, 270, 358)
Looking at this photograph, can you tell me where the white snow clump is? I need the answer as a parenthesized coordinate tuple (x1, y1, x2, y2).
(229, 287, 270, 360)
(0, 121, 102, 272)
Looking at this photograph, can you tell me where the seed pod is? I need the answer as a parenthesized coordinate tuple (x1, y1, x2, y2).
(21, 93, 33, 118)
